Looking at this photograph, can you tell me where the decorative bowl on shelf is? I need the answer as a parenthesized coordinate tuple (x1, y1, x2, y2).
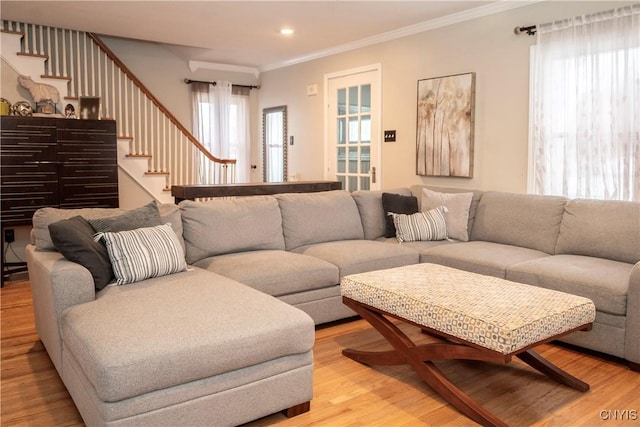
(11, 101, 33, 117)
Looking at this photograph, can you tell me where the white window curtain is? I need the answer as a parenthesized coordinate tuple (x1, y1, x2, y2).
(192, 81, 251, 183)
(530, 4, 640, 201)
(230, 90, 251, 183)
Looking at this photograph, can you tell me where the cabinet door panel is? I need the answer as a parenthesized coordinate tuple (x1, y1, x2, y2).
(58, 164, 119, 208)
(1, 117, 59, 225)
(0, 117, 57, 164)
(57, 119, 117, 164)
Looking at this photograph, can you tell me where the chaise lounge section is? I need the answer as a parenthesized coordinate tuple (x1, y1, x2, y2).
(60, 269, 314, 426)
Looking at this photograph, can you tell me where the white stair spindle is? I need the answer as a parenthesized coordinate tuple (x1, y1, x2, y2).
(38, 25, 44, 56)
(61, 29, 67, 78)
(83, 33, 88, 95)
(111, 60, 116, 123)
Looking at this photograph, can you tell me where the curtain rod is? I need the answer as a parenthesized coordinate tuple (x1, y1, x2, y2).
(183, 78, 260, 89)
(514, 25, 537, 36)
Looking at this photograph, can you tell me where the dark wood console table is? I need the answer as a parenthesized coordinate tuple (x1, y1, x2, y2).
(172, 181, 342, 203)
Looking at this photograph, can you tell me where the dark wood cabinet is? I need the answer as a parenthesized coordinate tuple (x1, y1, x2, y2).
(1, 116, 119, 283)
(1, 116, 119, 223)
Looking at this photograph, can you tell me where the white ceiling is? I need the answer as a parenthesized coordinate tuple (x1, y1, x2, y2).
(1, 1, 527, 72)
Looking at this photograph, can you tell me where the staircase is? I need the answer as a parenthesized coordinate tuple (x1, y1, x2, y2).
(0, 21, 235, 204)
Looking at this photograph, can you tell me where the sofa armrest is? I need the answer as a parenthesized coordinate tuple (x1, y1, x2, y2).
(625, 261, 640, 367)
(26, 244, 96, 375)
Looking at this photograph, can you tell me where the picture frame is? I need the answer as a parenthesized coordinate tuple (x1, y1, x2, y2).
(79, 96, 101, 120)
(416, 72, 475, 178)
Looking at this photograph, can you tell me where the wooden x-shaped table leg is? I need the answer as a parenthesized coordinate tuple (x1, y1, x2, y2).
(342, 297, 590, 427)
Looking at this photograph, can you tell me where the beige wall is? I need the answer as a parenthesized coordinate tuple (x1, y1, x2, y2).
(257, 1, 632, 192)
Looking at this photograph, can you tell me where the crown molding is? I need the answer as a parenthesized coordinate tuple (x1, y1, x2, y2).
(260, 0, 542, 72)
(189, 60, 260, 78)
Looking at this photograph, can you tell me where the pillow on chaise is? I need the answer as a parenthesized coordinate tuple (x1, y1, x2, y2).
(392, 206, 448, 243)
(96, 223, 187, 285)
(89, 201, 162, 233)
(48, 216, 114, 290)
(381, 193, 419, 238)
(421, 188, 473, 241)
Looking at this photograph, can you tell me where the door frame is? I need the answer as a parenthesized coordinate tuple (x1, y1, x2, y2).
(323, 63, 382, 190)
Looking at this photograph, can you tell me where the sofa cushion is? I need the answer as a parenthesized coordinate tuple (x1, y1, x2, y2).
(33, 203, 182, 251)
(555, 199, 640, 264)
(392, 206, 448, 242)
(421, 187, 473, 241)
(34, 207, 125, 251)
(420, 241, 549, 278)
(48, 216, 113, 290)
(382, 237, 458, 253)
(61, 268, 315, 402)
(157, 202, 185, 251)
(180, 197, 285, 264)
(352, 188, 412, 240)
(275, 191, 364, 250)
(470, 192, 567, 254)
(381, 192, 418, 238)
(88, 202, 162, 232)
(507, 255, 633, 316)
(193, 250, 339, 297)
(292, 240, 418, 277)
(97, 224, 187, 285)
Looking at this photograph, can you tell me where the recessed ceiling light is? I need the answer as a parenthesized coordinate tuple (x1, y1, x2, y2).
(280, 28, 294, 36)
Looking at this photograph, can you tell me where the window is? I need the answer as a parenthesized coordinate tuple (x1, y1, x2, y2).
(529, 5, 639, 201)
(192, 82, 251, 183)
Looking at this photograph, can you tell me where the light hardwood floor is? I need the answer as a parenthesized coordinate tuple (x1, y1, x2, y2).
(2, 278, 639, 426)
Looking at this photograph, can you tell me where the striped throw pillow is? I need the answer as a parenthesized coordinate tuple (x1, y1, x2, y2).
(392, 206, 448, 242)
(96, 223, 186, 285)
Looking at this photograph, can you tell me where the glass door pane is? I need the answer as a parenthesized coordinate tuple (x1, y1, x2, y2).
(334, 83, 373, 192)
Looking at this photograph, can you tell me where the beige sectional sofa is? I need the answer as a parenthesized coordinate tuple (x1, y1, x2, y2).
(26, 186, 639, 426)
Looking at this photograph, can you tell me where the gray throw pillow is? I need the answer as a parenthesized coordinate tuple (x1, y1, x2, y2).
(48, 216, 114, 290)
(421, 188, 473, 241)
(89, 201, 162, 233)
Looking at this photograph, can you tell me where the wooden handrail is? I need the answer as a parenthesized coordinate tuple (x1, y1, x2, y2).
(87, 33, 236, 166)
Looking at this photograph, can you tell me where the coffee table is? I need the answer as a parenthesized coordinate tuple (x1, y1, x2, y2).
(341, 263, 596, 427)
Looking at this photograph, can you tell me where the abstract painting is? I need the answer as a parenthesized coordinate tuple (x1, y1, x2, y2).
(416, 72, 475, 177)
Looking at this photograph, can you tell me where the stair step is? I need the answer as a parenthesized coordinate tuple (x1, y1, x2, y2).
(1, 29, 24, 36)
(117, 139, 172, 204)
(145, 171, 170, 176)
(18, 52, 48, 59)
(127, 153, 152, 158)
(41, 74, 71, 81)
(118, 136, 134, 140)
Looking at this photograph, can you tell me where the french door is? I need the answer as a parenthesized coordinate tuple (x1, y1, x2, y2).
(325, 65, 381, 191)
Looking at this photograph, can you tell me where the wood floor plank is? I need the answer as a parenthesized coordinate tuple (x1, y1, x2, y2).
(2, 278, 638, 426)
